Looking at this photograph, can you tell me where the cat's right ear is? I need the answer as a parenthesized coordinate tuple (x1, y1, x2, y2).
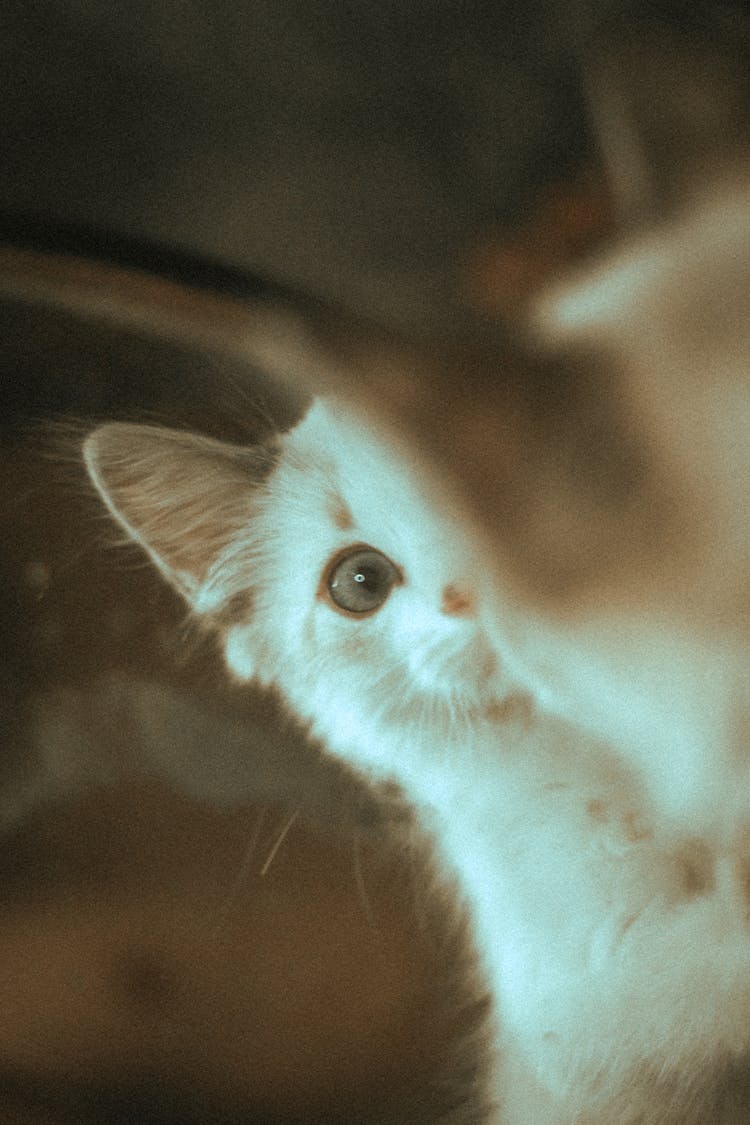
(83, 423, 276, 612)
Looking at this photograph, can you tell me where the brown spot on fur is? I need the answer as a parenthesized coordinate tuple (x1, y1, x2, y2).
(484, 692, 534, 727)
(586, 798, 609, 823)
(326, 492, 354, 531)
(622, 810, 653, 843)
(674, 839, 714, 898)
(587, 801, 653, 841)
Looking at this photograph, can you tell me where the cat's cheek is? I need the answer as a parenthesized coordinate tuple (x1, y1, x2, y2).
(223, 625, 265, 684)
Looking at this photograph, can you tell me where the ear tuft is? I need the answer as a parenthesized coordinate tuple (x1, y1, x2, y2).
(83, 423, 276, 608)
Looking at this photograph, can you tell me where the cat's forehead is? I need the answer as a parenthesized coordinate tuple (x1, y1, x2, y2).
(284, 400, 425, 516)
(288, 399, 396, 473)
(278, 399, 466, 569)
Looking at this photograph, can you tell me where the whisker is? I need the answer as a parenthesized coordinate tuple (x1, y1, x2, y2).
(203, 806, 268, 942)
(349, 831, 381, 934)
(260, 806, 301, 876)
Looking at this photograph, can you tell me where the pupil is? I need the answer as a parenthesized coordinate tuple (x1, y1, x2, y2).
(354, 572, 366, 583)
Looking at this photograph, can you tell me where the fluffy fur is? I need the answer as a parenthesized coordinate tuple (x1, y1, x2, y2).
(84, 397, 750, 1124)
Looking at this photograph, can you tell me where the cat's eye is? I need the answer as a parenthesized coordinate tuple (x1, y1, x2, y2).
(325, 547, 400, 615)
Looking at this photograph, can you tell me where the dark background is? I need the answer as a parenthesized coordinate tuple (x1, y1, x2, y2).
(0, 0, 600, 337)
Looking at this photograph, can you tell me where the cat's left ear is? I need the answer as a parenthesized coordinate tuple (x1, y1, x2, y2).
(83, 423, 276, 611)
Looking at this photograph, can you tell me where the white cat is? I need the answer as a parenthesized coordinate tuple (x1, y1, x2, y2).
(83, 394, 750, 1124)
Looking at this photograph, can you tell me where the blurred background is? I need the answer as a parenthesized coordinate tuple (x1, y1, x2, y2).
(0, 0, 602, 338)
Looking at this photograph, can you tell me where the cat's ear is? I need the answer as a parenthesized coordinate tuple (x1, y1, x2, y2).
(83, 423, 276, 610)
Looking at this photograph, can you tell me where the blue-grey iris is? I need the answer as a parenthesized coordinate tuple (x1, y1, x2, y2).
(326, 547, 399, 614)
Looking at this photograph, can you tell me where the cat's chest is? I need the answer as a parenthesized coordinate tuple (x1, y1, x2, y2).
(311, 695, 652, 906)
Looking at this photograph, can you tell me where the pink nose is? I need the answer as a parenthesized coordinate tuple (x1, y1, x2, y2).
(441, 582, 476, 617)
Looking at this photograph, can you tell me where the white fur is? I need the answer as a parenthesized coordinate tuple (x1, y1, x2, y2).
(85, 397, 750, 1123)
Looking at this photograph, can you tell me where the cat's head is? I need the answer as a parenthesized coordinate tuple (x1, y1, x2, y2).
(83, 400, 499, 760)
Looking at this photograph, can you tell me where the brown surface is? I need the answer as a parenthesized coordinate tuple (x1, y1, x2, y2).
(0, 782, 463, 1123)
